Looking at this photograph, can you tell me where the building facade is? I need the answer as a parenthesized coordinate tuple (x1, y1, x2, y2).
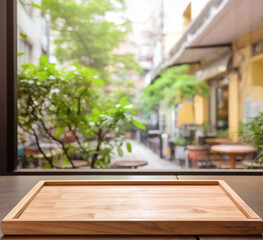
(17, 0, 49, 65)
(149, 0, 263, 142)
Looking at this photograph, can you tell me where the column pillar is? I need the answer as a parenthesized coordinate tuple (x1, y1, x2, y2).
(228, 72, 239, 142)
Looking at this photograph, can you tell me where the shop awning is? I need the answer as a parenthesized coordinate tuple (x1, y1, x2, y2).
(189, 0, 263, 47)
(159, 0, 263, 75)
(168, 45, 231, 67)
(195, 53, 232, 81)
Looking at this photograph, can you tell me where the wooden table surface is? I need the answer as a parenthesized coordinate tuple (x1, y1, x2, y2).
(211, 145, 258, 154)
(112, 160, 148, 169)
(0, 175, 262, 239)
(205, 138, 233, 145)
(211, 145, 258, 169)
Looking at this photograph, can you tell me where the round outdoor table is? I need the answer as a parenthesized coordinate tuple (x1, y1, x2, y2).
(112, 160, 148, 169)
(211, 145, 257, 169)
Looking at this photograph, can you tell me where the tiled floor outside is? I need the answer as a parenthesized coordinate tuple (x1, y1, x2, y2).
(112, 140, 182, 169)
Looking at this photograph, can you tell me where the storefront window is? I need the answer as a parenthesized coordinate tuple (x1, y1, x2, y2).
(2, 0, 263, 174)
(216, 85, 228, 130)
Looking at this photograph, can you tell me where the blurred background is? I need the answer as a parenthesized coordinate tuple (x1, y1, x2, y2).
(17, 0, 263, 171)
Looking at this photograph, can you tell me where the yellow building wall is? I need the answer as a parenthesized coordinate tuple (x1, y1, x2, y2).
(251, 53, 263, 87)
(177, 100, 194, 126)
(191, 26, 263, 141)
(194, 96, 209, 125)
(228, 25, 263, 141)
(228, 72, 239, 142)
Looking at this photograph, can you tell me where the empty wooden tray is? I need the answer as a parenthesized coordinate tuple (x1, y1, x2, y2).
(1, 180, 263, 235)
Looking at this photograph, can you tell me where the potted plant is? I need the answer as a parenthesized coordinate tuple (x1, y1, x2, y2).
(198, 122, 213, 145)
(239, 113, 263, 167)
(174, 137, 187, 161)
(186, 137, 209, 168)
(186, 138, 209, 151)
(204, 129, 232, 145)
(216, 129, 229, 138)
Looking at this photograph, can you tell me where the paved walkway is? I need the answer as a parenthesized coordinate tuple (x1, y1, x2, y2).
(112, 140, 181, 169)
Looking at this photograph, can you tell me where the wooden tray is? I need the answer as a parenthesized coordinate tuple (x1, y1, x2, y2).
(2, 180, 263, 235)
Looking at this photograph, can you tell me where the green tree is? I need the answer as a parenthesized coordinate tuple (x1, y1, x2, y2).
(139, 65, 210, 115)
(42, 0, 140, 81)
(18, 55, 145, 169)
(239, 113, 263, 164)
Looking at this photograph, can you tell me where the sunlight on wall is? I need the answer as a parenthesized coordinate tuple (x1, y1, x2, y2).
(178, 100, 194, 126)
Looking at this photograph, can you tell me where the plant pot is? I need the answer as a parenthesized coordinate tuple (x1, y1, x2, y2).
(186, 145, 209, 151)
(125, 131, 132, 139)
(199, 136, 215, 145)
(186, 145, 209, 168)
(175, 145, 186, 161)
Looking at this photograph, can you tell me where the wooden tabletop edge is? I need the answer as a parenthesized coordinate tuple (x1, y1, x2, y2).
(42, 180, 220, 185)
(218, 181, 261, 219)
(2, 181, 45, 220)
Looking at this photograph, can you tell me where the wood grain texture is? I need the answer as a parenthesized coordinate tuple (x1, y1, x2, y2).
(218, 180, 260, 219)
(1, 176, 263, 239)
(18, 185, 247, 220)
(177, 176, 263, 220)
(4, 181, 45, 220)
(2, 180, 263, 235)
(199, 236, 263, 240)
(0, 176, 177, 238)
(1, 237, 196, 240)
(2, 220, 263, 235)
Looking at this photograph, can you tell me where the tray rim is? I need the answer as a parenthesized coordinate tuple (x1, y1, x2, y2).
(2, 180, 261, 221)
(2, 180, 263, 235)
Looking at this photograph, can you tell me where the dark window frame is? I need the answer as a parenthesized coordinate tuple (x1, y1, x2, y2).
(0, 0, 18, 175)
(0, 0, 262, 176)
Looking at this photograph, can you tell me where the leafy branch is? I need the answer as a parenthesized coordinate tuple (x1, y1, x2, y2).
(139, 65, 210, 115)
(18, 55, 145, 169)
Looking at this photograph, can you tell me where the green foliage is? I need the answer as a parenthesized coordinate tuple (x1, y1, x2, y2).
(19, 0, 42, 9)
(20, 33, 27, 39)
(216, 129, 229, 138)
(192, 139, 200, 146)
(174, 137, 187, 146)
(61, 159, 69, 168)
(31, 2, 42, 9)
(18, 56, 144, 169)
(110, 54, 142, 74)
(112, 89, 134, 104)
(111, 80, 136, 104)
(239, 113, 263, 162)
(131, 118, 146, 130)
(18, 52, 25, 57)
(201, 122, 210, 136)
(126, 142, 132, 152)
(19, 0, 25, 6)
(41, 0, 140, 81)
(117, 145, 124, 157)
(139, 65, 210, 114)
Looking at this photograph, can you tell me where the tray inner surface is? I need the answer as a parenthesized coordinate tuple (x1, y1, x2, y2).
(18, 184, 247, 220)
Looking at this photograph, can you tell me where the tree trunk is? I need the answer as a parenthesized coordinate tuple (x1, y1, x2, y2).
(91, 129, 102, 168)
